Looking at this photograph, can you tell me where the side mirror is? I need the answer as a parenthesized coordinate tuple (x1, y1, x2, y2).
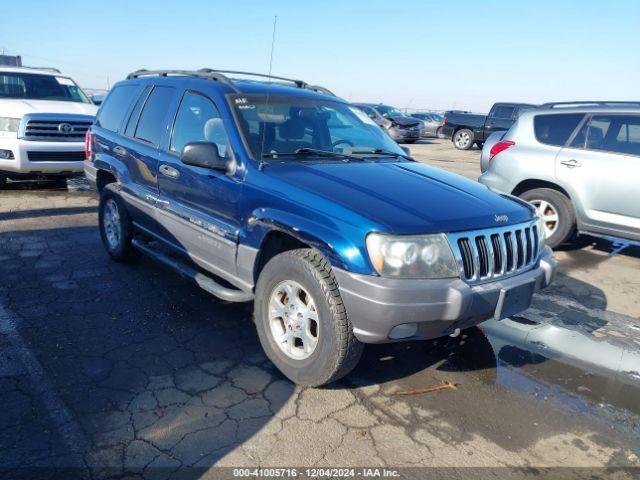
(400, 146, 411, 156)
(180, 142, 229, 172)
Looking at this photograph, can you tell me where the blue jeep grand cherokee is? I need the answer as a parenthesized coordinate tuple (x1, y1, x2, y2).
(84, 69, 556, 386)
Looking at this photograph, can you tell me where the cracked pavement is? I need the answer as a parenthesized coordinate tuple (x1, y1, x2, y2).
(0, 153, 639, 479)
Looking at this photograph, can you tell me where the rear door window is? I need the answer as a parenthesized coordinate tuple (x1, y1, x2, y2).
(95, 85, 141, 132)
(534, 113, 585, 146)
(134, 86, 176, 146)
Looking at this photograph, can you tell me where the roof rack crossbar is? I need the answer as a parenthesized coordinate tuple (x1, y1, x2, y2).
(126, 69, 238, 91)
(540, 101, 640, 109)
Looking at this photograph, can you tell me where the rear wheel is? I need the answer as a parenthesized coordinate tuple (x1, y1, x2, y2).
(254, 249, 364, 387)
(453, 129, 474, 150)
(98, 183, 140, 262)
(519, 188, 575, 249)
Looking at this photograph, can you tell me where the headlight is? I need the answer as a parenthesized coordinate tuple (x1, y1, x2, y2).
(0, 117, 20, 132)
(366, 233, 459, 278)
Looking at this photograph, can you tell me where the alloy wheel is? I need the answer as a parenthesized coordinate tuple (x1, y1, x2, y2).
(268, 280, 319, 360)
(531, 199, 559, 238)
(454, 131, 471, 148)
(103, 198, 122, 250)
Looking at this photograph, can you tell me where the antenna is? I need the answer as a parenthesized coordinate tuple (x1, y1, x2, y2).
(267, 16, 277, 82)
(259, 15, 278, 171)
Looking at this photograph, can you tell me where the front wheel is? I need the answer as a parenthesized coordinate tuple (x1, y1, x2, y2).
(453, 129, 474, 150)
(519, 188, 575, 249)
(254, 249, 364, 387)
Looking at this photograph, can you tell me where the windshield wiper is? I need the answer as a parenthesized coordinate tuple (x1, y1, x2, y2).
(350, 148, 412, 161)
(261, 148, 364, 163)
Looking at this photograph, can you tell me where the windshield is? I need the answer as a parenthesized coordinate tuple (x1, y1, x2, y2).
(374, 105, 405, 117)
(0, 72, 91, 103)
(231, 95, 406, 161)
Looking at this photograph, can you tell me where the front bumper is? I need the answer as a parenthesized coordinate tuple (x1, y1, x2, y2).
(389, 128, 420, 142)
(334, 246, 556, 343)
(0, 135, 85, 175)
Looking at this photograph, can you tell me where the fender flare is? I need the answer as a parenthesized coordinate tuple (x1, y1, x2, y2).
(245, 207, 372, 274)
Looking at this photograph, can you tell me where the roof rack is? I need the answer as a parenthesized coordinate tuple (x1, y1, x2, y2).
(126, 69, 237, 90)
(6, 65, 62, 74)
(125, 68, 336, 96)
(198, 69, 307, 88)
(539, 101, 640, 109)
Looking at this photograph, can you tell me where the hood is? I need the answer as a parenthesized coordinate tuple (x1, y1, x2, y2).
(388, 116, 420, 127)
(264, 161, 534, 234)
(0, 99, 98, 118)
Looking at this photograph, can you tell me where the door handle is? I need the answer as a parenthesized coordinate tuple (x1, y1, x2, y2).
(159, 164, 180, 179)
(113, 146, 127, 156)
(561, 159, 582, 168)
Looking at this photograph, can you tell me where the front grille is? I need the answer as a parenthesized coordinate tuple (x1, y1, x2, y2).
(27, 151, 85, 162)
(21, 115, 93, 141)
(448, 220, 540, 284)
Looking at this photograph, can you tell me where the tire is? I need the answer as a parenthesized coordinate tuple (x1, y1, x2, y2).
(436, 126, 443, 138)
(98, 183, 140, 262)
(519, 188, 575, 249)
(0, 175, 6, 189)
(453, 128, 474, 150)
(254, 248, 364, 387)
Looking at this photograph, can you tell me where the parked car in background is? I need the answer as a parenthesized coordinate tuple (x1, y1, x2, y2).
(442, 102, 537, 150)
(352, 103, 421, 143)
(479, 102, 640, 248)
(0, 66, 97, 187)
(89, 93, 106, 105)
(85, 68, 555, 386)
(410, 112, 443, 138)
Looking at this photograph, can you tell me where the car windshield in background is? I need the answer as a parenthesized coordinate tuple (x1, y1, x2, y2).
(374, 105, 405, 117)
(231, 95, 406, 161)
(0, 72, 91, 103)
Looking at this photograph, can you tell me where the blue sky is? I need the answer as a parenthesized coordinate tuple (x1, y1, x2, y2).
(3, 0, 639, 112)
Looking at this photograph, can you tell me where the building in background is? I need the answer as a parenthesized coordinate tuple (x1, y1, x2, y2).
(0, 54, 22, 66)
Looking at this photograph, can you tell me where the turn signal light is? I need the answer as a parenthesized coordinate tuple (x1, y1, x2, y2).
(85, 129, 93, 160)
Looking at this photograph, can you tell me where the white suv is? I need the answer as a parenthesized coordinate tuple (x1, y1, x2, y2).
(0, 66, 98, 187)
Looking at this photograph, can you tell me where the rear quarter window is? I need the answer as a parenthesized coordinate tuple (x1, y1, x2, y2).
(534, 113, 584, 146)
(95, 85, 140, 132)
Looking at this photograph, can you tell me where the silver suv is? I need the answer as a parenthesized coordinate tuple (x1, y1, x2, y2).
(479, 102, 640, 248)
